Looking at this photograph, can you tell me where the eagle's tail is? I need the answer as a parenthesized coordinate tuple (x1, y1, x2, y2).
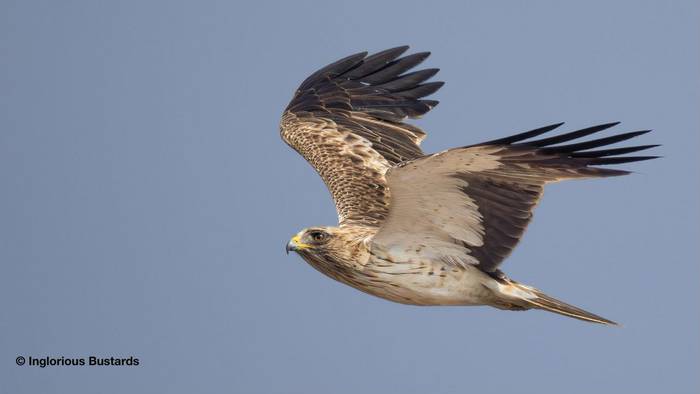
(491, 278, 618, 325)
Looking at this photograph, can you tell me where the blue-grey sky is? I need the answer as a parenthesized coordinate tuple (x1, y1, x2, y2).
(2, 1, 698, 393)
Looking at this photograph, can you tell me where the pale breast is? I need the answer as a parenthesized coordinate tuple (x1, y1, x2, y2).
(350, 254, 496, 306)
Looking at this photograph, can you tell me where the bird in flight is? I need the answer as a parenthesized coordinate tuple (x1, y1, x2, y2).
(281, 46, 657, 325)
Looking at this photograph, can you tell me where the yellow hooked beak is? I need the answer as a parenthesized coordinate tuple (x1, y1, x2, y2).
(285, 235, 312, 254)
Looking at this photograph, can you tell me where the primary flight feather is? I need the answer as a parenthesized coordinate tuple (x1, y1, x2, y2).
(281, 46, 657, 324)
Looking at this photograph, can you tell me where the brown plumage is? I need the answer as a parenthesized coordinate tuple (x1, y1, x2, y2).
(281, 46, 657, 325)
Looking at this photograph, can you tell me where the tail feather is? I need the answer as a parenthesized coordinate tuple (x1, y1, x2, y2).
(497, 280, 618, 325)
(521, 286, 618, 325)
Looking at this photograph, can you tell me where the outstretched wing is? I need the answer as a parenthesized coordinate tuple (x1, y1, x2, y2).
(281, 46, 443, 226)
(370, 122, 658, 272)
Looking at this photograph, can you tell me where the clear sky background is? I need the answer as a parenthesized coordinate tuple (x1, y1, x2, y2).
(2, 1, 698, 393)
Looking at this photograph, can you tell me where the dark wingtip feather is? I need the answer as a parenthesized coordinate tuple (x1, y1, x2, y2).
(378, 68, 440, 92)
(385, 45, 410, 53)
(542, 130, 652, 154)
(298, 51, 368, 90)
(571, 144, 660, 158)
(346, 46, 409, 79)
(527, 122, 620, 148)
(395, 81, 444, 99)
(474, 122, 565, 146)
(362, 52, 432, 84)
(422, 100, 439, 109)
(588, 155, 660, 165)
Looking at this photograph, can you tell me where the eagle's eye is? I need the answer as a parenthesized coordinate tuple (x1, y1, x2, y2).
(308, 231, 328, 243)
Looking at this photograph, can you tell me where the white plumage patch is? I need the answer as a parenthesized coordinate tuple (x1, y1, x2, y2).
(370, 146, 503, 268)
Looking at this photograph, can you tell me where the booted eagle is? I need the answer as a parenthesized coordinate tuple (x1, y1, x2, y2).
(281, 46, 657, 324)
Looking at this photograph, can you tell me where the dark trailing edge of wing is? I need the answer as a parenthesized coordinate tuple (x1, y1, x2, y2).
(473, 122, 659, 171)
(287, 46, 444, 123)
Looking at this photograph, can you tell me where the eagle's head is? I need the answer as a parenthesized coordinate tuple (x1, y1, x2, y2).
(285, 227, 338, 256)
(286, 226, 370, 281)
